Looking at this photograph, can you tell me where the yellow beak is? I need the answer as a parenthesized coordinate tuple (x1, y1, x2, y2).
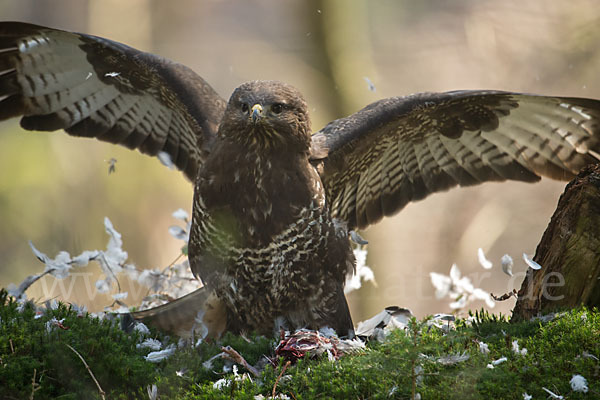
(251, 104, 263, 123)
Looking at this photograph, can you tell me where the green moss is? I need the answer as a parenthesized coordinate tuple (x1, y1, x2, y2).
(1, 290, 599, 399)
(0, 290, 156, 399)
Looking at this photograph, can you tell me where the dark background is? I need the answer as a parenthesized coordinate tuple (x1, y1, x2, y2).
(1, 0, 599, 322)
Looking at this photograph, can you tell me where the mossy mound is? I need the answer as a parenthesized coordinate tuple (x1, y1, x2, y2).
(1, 289, 598, 399)
(0, 289, 156, 399)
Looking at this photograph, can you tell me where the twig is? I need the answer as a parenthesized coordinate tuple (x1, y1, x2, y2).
(491, 289, 517, 302)
(99, 252, 122, 294)
(161, 252, 184, 274)
(144, 252, 187, 298)
(240, 332, 253, 344)
(221, 346, 261, 377)
(272, 360, 291, 398)
(65, 343, 106, 400)
(9, 338, 14, 353)
(29, 368, 40, 400)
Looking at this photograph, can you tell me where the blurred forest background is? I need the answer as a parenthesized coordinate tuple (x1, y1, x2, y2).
(1, 0, 600, 323)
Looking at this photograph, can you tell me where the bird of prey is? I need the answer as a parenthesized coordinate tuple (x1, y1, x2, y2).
(2, 22, 600, 338)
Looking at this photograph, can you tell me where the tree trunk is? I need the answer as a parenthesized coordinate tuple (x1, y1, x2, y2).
(512, 164, 600, 320)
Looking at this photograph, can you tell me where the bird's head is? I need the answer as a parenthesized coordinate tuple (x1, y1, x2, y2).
(219, 80, 311, 153)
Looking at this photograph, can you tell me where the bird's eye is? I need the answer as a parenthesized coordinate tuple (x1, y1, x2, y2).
(272, 103, 283, 114)
(241, 103, 249, 113)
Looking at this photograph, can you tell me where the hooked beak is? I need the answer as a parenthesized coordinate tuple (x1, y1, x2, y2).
(251, 104, 263, 123)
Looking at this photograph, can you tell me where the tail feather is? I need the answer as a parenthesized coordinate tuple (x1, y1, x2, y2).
(333, 286, 356, 339)
(129, 287, 226, 338)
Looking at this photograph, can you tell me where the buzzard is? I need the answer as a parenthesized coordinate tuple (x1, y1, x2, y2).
(2, 22, 600, 338)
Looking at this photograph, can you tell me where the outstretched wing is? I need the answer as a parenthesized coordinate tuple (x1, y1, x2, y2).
(312, 91, 600, 230)
(0, 22, 226, 180)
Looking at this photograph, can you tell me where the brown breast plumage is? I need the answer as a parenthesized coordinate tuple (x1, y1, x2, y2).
(187, 81, 356, 337)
